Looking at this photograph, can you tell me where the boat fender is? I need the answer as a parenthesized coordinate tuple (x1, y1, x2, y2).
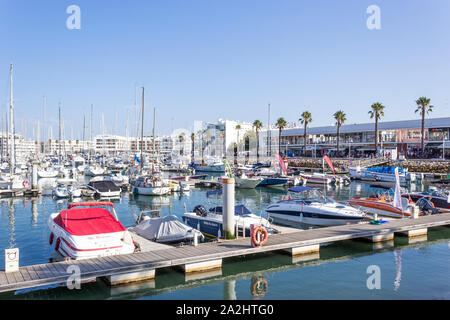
(251, 226, 268, 247)
(49, 232, 54, 245)
(54, 237, 61, 251)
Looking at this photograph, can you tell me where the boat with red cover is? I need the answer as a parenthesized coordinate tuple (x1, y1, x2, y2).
(48, 202, 135, 260)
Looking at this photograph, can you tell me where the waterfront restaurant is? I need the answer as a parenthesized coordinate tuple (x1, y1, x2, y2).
(277, 117, 450, 159)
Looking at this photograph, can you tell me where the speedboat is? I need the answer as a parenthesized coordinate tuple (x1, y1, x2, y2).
(349, 166, 409, 185)
(131, 175, 171, 196)
(48, 202, 135, 260)
(129, 214, 203, 244)
(182, 205, 272, 240)
(84, 165, 105, 177)
(300, 173, 334, 185)
(38, 169, 59, 178)
(266, 186, 366, 227)
(52, 185, 69, 199)
(401, 188, 450, 211)
(348, 195, 421, 218)
(87, 179, 121, 198)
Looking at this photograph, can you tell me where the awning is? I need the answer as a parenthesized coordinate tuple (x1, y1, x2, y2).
(434, 141, 450, 149)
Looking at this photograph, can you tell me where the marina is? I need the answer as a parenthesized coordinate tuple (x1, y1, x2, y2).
(1, 1, 450, 303)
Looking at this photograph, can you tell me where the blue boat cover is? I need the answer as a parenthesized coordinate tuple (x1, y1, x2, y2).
(288, 186, 314, 192)
(209, 205, 251, 215)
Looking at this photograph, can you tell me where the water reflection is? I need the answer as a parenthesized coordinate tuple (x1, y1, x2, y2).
(393, 250, 402, 291)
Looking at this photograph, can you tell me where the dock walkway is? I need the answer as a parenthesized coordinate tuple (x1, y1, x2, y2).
(1, 213, 449, 293)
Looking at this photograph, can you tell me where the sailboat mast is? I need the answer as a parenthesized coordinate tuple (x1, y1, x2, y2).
(42, 96, 46, 154)
(140, 87, 144, 172)
(9, 64, 15, 175)
(58, 102, 61, 164)
(152, 107, 156, 172)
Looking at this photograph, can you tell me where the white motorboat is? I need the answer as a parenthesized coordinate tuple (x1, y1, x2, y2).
(182, 205, 273, 240)
(38, 169, 59, 178)
(266, 186, 366, 227)
(131, 175, 171, 196)
(87, 180, 121, 198)
(84, 165, 105, 177)
(48, 202, 135, 260)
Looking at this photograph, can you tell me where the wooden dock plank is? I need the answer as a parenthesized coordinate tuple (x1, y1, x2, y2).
(1, 213, 449, 293)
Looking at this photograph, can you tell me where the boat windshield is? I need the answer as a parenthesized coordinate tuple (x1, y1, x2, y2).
(286, 188, 335, 204)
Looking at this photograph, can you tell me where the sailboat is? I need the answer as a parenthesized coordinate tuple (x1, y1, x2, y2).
(223, 159, 263, 189)
(0, 64, 25, 190)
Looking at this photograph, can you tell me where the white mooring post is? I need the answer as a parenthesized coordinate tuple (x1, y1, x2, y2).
(222, 177, 235, 239)
(32, 164, 38, 190)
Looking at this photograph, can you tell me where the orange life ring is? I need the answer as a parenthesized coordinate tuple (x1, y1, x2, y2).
(49, 232, 54, 245)
(251, 276, 268, 297)
(252, 227, 268, 246)
(23, 180, 31, 188)
(54, 237, 61, 251)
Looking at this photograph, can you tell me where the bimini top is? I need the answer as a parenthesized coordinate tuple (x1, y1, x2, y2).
(209, 205, 251, 215)
(54, 208, 126, 236)
(288, 186, 314, 193)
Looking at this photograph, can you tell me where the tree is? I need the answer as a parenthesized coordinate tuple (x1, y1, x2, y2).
(190, 132, 195, 160)
(252, 120, 263, 162)
(333, 110, 347, 155)
(178, 133, 185, 156)
(415, 97, 435, 155)
(299, 111, 312, 155)
(368, 102, 385, 156)
(235, 124, 241, 160)
(276, 118, 287, 156)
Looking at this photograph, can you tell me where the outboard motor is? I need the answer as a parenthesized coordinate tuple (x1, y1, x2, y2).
(193, 205, 208, 217)
(417, 197, 439, 215)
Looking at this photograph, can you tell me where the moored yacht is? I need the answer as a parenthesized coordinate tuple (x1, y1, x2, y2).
(266, 186, 366, 227)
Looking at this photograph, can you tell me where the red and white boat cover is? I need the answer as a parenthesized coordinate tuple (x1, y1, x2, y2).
(48, 202, 135, 260)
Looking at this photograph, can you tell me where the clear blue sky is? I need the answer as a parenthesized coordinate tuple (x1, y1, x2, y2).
(1, 0, 449, 139)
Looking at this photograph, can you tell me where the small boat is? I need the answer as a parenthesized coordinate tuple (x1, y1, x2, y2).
(38, 169, 59, 178)
(192, 162, 226, 172)
(349, 166, 410, 185)
(182, 205, 272, 240)
(348, 195, 421, 218)
(87, 180, 121, 198)
(129, 214, 204, 244)
(84, 165, 105, 177)
(401, 188, 450, 211)
(48, 202, 135, 260)
(131, 175, 171, 196)
(266, 186, 366, 227)
(235, 175, 264, 189)
(52, 185, 69, 199)
(300, 173, 333, 185)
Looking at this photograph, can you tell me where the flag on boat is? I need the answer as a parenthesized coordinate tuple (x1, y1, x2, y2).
(393, 167, 403, 210)
(323, 155, 335, 173)
(277, 154, 287, 175)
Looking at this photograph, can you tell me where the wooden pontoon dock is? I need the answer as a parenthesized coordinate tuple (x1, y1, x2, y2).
(0, 213, 449, 293)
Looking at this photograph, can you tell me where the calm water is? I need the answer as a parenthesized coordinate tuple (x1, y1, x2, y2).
(0, 179, 449, 300)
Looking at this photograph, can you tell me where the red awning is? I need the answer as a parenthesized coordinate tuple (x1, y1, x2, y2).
(54, 208, 125, 236)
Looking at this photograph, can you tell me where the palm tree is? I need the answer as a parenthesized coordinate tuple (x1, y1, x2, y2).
(415, 97, 435, 155)
(333, 110, 347, 155)
(190, 132, 195, 160)
(178, 133, 185, 156)
(299, 111, 312, 155)
(252, 120, 263, 162)
(235, 124, 241, 160)
(368, 102, 385, 156)
(276, 118, 287, 156)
